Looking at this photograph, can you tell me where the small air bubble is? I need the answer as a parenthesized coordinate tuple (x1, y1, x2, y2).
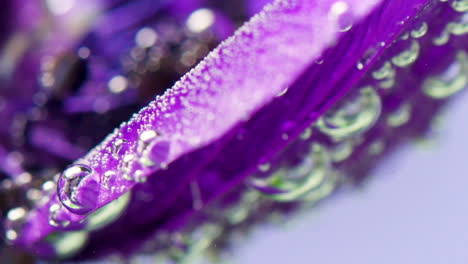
(258, 163, 271, 172)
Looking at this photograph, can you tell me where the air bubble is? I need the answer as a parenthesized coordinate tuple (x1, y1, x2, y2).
(368, 140, 385, 155)
(139, 141, 170, 168)
(411, 22, 428, 38)
(122, 154, 136, 181)
(451, 0, 468, 12)
(257, 163, 271, 172)
(58, 164, 99, 215)
(86, 191, 130, 231)
(332, 140, 353, 162)
(372, 62, 394, 80)
(387, 104, 412, 127)
(423, 51, 468, 99)
(300, 127, 312, 140)
(112, 139, 126, 157)
(316, 86, 382, 140)
(46, 231, 89, 259)
(226, 191, 260, 224)
(356, 62, 364, 70)
(102, 171, 116, 189)
(249, 144, 330, 202)
(391, 40, 420, 67)
(49, 204, 70, 228)
(138, 130, 158, 154)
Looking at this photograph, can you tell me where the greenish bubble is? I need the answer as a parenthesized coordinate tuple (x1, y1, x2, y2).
(423, 51, 468, 99)
(433, 20, 468, 46)
(179, 224, 222, 264)
(449, 21, 468, 36)
(387, 103, 412, 127)
(304, 171, 338, 203)
(250, 144, 331, 202)
(411, 22, 428, 38)
(86, 191, 131, 231)
(332, 140, 354, 162)
(47, 231, 88, 259)
(300, 127, 313, 140)
(372, 61, 395, 80)
(316, 86, 382, 140)
(257, 162, 271, 172)
(391, 40, 420, 67)
(226, 191, 260, 224)
(368, 140, 385, 155)
(451, 0, 468, 12)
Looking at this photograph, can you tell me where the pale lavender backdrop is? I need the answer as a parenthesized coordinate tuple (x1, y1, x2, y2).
(231, 90, 468, 264)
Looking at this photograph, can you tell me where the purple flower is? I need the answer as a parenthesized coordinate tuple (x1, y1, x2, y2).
(1, 0, 467, 262)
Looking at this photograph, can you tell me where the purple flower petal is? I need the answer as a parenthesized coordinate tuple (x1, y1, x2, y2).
(2, 0, 467, 261)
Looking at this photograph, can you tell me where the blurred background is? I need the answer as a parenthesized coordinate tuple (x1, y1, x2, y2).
(1, 0, 467, 263)
(231, 90, 468, 264)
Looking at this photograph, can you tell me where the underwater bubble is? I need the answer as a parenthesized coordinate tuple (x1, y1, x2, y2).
(102, 171, 116, 189)
(391, 40, 420, 67)
(433, 30, 451, 46)
(387, 103, 412, 127)
(372, 61, 396, 89)
(122, 154, 136, 181)
(332, 140, 354, 162)
(140, 141, 171, 168)
(449, 21, 468, 36)
(46, 231, 89, 259)
(226, 191, 260, 224)
(58, 164, 100, 215)
(48, 204, 70, 228)
(372, 61, 395, 80)
(411, 22, 428, 38)
(179, 224, 222, 264)
(400, 32, 410, 40)
(138, 130, 158, 154)
(316, 86, 382, 140)
(276, 87, 289, 97)
(249, 144, 330, 202)
(423, 51, 468, 99)
(451, 0, 468, 12)
(356, 62, 364, 70)
(433, 18, 468, 46)
(368, 140, 385, 155)
(134, 170, 147, 183)
(300, 127, 313, 140)
(86, 191, 130, 231)
(112, 138, 127, 157)
(304, 171, 338, 203)
(258, 162, 271, 172)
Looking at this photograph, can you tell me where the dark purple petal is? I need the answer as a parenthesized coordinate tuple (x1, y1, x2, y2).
(10, 0, 383, 257)
(2, 0, 467, 261)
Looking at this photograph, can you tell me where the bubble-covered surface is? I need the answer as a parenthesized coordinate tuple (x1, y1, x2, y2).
(2, 0, 468, 261)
